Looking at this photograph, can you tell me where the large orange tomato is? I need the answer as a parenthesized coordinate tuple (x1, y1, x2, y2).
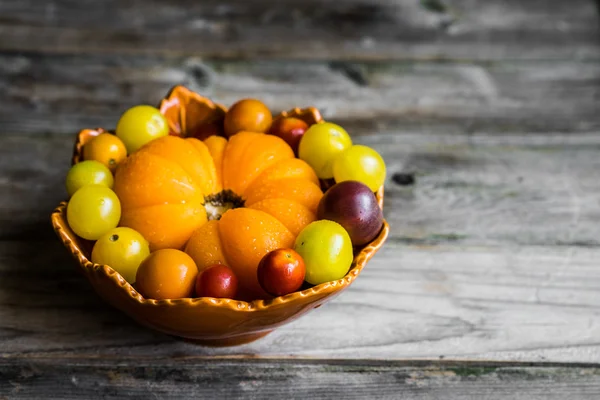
(114, 132, 322, 299)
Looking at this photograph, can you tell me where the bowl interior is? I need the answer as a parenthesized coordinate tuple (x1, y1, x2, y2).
(159, 85, 227, 137)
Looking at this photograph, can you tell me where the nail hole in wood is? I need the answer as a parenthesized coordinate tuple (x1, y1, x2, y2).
(392, 172, 415, 186)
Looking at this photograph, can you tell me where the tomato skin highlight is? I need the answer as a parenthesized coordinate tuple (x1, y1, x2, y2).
(116, 105, 169, 153)
(83, 133, 127, 172)
(65, 160, 113, 197)
(294, 220, 353, 285)
(317, 181, 383, 246)
(224, 99, 272, 137)
(135, 249, 198, 300)
(66, 184, 121, 241)
(92, 227, 150, 284)
(333, 145, 386, 192)
(257, 249, 306, 296)
(298, 122, 352, 179)
(195, 264, 239, 299)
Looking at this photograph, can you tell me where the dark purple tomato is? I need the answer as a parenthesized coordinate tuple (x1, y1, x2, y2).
(317, 181, 383, 246)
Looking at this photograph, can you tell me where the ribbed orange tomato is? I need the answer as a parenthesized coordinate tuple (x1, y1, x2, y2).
(114, 132, 322, 299)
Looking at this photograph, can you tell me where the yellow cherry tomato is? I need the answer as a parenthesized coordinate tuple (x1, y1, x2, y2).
(298, 122, 352, 179)
(116, 105, 169, 153)
(294, 220, 353, 285)
(65, 160, 113, 197)
(333, 145, 386, 191)
(66, 185, 121, 240)
(91, 227, 150, 284)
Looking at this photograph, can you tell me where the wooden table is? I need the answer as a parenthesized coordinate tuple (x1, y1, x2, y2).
(1, 0, 600, 398)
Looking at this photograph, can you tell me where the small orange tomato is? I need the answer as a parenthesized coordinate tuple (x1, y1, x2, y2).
(83, 133, 127, 172)
(135, 249, 198, 300)
(257, 248, 306, 297)
(224, 99, 272, 137)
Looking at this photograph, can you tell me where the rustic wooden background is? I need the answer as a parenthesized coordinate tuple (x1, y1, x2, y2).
(1, 0, 600, 398)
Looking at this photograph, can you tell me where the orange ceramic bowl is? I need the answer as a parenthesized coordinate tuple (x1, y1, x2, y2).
(51, 86, 389, 346)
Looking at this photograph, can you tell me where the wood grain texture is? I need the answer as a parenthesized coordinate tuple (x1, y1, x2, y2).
(2, 131, 600, 247)
(0, 0, 598, 61)
(2, 359, 600, 399)
(1, 62, 599, 362)
(1, 54, 599, 136)
(1, 239, 600, 362)
(1, 0, 599, 396)
(2, 133, 600, 363)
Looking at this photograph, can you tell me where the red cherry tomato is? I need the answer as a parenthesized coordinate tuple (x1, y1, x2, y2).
(268, 117, 308, 154)
(195, 264, 239, 299)
(257, 248, 306, 297)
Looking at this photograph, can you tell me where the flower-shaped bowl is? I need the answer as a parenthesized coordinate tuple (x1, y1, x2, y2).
(51, 86, 389, 346)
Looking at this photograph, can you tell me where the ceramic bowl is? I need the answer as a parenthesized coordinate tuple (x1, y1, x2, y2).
(51, 86, 389, 346)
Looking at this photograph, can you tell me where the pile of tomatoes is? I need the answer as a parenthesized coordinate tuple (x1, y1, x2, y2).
(64, 97, 385, 301)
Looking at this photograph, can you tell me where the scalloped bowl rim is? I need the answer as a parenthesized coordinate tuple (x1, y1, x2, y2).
(52, 202, 389, 312)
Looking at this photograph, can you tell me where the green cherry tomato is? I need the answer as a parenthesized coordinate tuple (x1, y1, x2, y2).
(116, 105, 169, 153)
(91, 227, 150, 284)
(67, 185, 121, 240)
(65, 160, 113, 197)
(298, 122, 352, 179)
(333, 145, 386, 192)
(294, 220, 353, 285)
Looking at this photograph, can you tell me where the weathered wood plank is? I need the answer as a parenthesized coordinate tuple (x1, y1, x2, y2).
(0, 0, 598, 61)
(1, 55, 599, 135)
(2, 359, 600, 399)
(3, 131, 599, 361)
(1, 239, 600, 362)
(371, 132, 600, 248)
(2, 131, 600, 248)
